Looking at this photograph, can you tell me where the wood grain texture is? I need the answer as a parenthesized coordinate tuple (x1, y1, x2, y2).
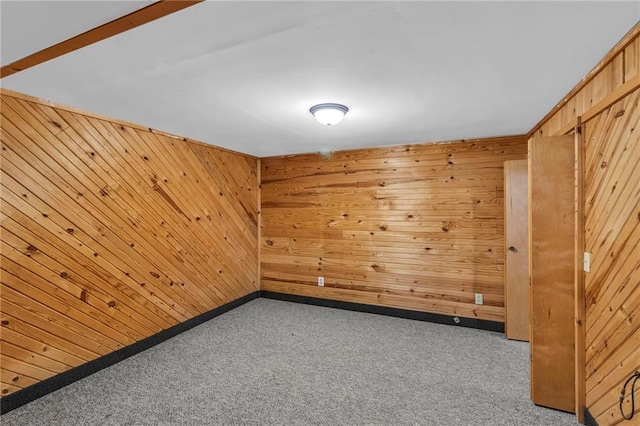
(0, 1, 203, 79)
(0, 89, 259, 397)
(529, 27, 640, 423)
(529, 24, 639, 138)
(260, 136, 528, 322)
(528, 135, 576, 413)
(584, 88, 640, 425)
(504, 160, 529, 341)
(574, 121, 586, 423)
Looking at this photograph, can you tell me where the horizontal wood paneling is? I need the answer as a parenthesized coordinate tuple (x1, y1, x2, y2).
(584, 88, 639, 425)
(0, 90, 259, 397)
(261, 136, 528, 322)
(530, 26, 639, 138)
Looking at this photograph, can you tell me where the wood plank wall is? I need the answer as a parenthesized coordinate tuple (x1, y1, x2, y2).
(583, 88, 639, 425)
(526, 23, 639, 424)
(530, 29, 640, 138)
(0, 90, 259, 397)
(260, 136, 528, 322)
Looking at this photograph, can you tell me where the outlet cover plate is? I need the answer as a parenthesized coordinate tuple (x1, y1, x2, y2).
(583, 252, 591, 273)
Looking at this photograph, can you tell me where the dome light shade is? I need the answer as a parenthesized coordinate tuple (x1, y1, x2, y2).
(310, 103, 348, 126)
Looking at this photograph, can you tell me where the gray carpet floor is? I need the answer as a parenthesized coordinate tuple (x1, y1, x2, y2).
(2, 298, 578, 425)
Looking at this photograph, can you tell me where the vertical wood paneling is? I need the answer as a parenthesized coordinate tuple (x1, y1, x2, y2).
(530, 29, 639, 138)
(624, 36, 640, 81)
(584, 88, 640, 425)
(260, 136, 528, 322)
(529, 29, 639, 424)
(0, 90, 259, 397)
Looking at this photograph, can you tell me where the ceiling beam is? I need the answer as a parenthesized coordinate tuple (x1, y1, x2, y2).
(0, 0, 203, 79)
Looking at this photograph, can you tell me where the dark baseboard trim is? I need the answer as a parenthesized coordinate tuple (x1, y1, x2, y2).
(2, 290, 505, 415)
(0, 291, 259, 415)
(260, 291, 504, 333)
(584, 408, 599, 426)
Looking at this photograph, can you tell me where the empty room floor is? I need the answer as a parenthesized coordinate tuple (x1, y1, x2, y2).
(2, 299, 577, 425)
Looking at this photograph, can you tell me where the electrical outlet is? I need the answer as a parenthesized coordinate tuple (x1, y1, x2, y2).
(318, 276, 324, 287)
(475, 293, 484, 305)
(583, 252, 591, 273)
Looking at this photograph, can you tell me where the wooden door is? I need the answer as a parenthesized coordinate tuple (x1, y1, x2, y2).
(504, 160, 529, 341)
(528, 135, 575, 413)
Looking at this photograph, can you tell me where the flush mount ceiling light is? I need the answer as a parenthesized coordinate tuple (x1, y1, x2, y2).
(310, 103, 349, 126)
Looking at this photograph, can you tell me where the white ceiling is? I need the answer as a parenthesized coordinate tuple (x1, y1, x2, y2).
(1, 1, 638, 157)
(0, 1, 153, 65)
